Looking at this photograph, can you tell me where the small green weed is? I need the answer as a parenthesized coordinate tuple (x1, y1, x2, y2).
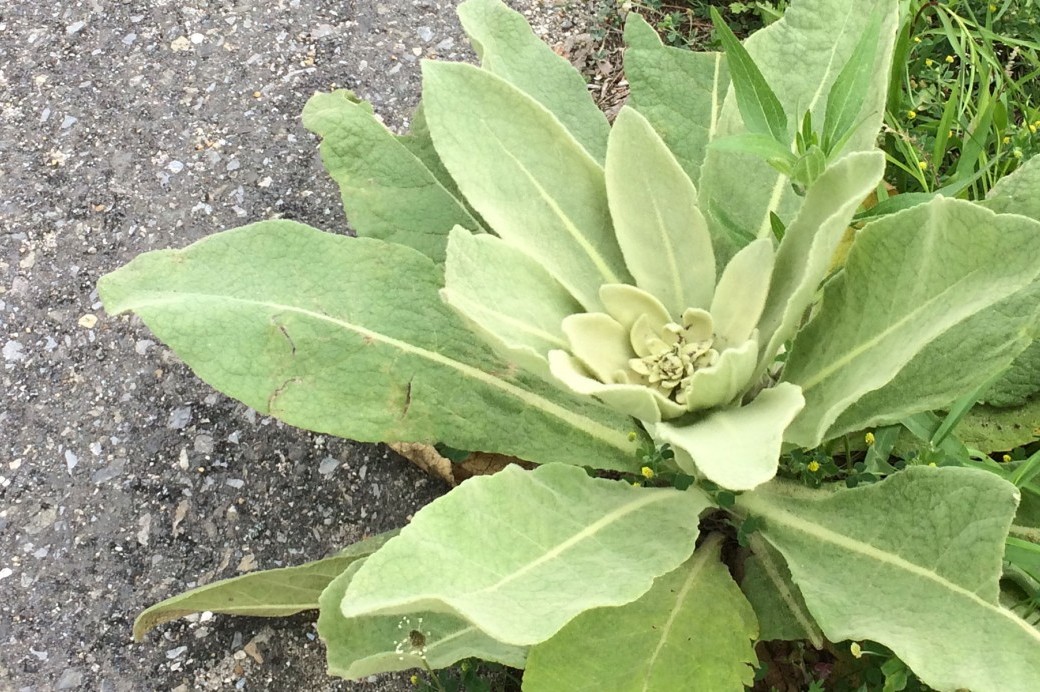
(884, 0, 1040, 196)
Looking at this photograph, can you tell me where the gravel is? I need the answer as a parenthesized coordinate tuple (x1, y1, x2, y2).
(0, 0, 604, 689)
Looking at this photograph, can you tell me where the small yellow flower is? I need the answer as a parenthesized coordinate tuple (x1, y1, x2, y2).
(1003, 135, 1012, 144)
(988, 3, 997, 11)
(627, 431, 638, 442)
(410, 675, 420, 686)
(851, 642, 863, 659)
(918, 161, 928, 172)
(945, 54, 955, 63)
(1003, 454, 1013, 463)
(631, 481, 642, 487)
(913, 36, 922, 44)
(807, 460, 821, 473)
(1031, 124, 1037, 134)
(907, 110, 917, 120)
(865, 432, 876, 445)
(1033, 120, 1040, 128)
(1015, 148, 1025, 158)
(641, 465, 655, 479)
(925, 58, 934, 67)
(928, 461, 937, 467)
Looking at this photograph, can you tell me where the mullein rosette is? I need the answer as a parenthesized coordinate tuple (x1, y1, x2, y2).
(437, 102, 813, 491)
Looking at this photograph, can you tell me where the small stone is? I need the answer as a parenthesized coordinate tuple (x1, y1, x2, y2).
(225, 478, 244, 489)
(193, 434, 214, 454)
(0, 568, 12, 580)
(137, 514, 152, 546)
(318, 456, 339, 476)
(2, 340, 25, 362)
(167, 160, 185, 174)
(236, 553, 257, 573)
(134, 339, 154, 355)
(165, 646, 188, 660)
(170, 36, 191, 51)
(122, 33, 137, 46)
(168, 406, 192, 430)
(61, 115, 78, 129)
(417, 26, 434, 42)
(77, 313, 98, 329)
(91, 459, 126, 484)
(189, 33, 205, 44)
(436, 37, 455, 51)
(66, 21, 86, 35)
(226, 158, 240, 172)
(56, 669, 84, 690)
(65, 449, 79, 473)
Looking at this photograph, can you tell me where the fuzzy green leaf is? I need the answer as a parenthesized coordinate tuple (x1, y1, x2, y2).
(319, 561, 526, 680)
(654, 383, 805, 491)
(340, 464, 711, 646)
(422, 61, 630, 311)
(740, 536, 821, 644)
(698, 0, 898, 264)
(458, 0, 609, 162)
(783, 198, 1040, 448)
(739, 467, 1040, 692)
(757, 150, 885, 364)
(523, 534, 757, 692)
(959, 399, 1040, 453)
(98, 221, 641, 470)
(606, 107, 715, 315)
(821, 8, 884, 155)
(301, 91, 481, 263)
(623, 14, 729, 186)
(133, 531, 395, 641)
(442, 227, 581, 378)
(982, 342, 1040, 408)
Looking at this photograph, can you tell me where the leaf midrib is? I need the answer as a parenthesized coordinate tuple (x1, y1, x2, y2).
(122, 292, 633, 454)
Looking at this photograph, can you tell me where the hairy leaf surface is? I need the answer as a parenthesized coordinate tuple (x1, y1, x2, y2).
(301, 91, 481, 263)
(783, 198, 1040, 447)
(340, 464, 710, 646)
(458, 0, 609, 161)
(523, 535, 757, 692)
(320, 562, 526, 679)
(623, 13, 729, 186)
(422, 61, 630, 311)
(99, 221, 640, 469)
(739, 467, 1040, 692)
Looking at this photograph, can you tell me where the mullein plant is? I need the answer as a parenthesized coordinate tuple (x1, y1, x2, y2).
(102, 0, 1040, 689)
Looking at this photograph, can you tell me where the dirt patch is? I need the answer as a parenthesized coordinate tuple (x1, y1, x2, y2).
(0, 1, 603, 689)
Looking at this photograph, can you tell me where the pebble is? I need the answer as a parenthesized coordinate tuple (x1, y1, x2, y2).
(3, 340, 26, 362)
(61, 115, 77, 129)
(91, 459, 126, 484)
(64, 449, 79, 473)
(226, 158, 240, 172)
(167, 406, 192, 430)
(0, 568, 12, 580)
(65, 21, 85, 35)
(318, 456, 339, 476)
(194, 434, 214, 454)
(166, 646, 188, 660)
(167, 160, 185, 174)
(77, 313, 98, 329)
(134, 339, 154, 355)
(226, 478, 244, 489)
(417, 26, 434, 42)
(56, 669, 84, 690)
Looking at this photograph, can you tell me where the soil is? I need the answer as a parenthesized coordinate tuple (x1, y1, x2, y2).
(0, 1, 608, 690)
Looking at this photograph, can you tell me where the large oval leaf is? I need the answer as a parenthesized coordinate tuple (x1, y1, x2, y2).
(523, 534, 757, 692)
(98, 221, 640, 469)
(422, 61, 630, 310)
(458, 0, 609, 162)
(783, 198, 1040, 447)
(739, 467, 1040, 692)
(340, 464, 711, 646)
(301, 91, 481, 263)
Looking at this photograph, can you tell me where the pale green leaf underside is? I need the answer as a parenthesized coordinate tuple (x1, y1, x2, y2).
(422, 61, 630, 311)
(458, 0, 609, 162)
(98, 221, 639, 470)
(133, 531, 395, 641)
(697, 0, 897, 262)
(606, 106, 715, 316)
(982, 341, 1040, 407)
(301, 91, 480, 263)
(623, 14, 729, 187)
(758, 150, 885, 363)
(341, 464, 711, 646)
(443, 227, 581, 378)
(655, 383, 805, 491)
(739, 467, 1040, 692)
(958, 398, 1040, 452)
(523, 534, 757, 692)
(319, 561, 526, 680)
(783, 197, 1040, 448)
